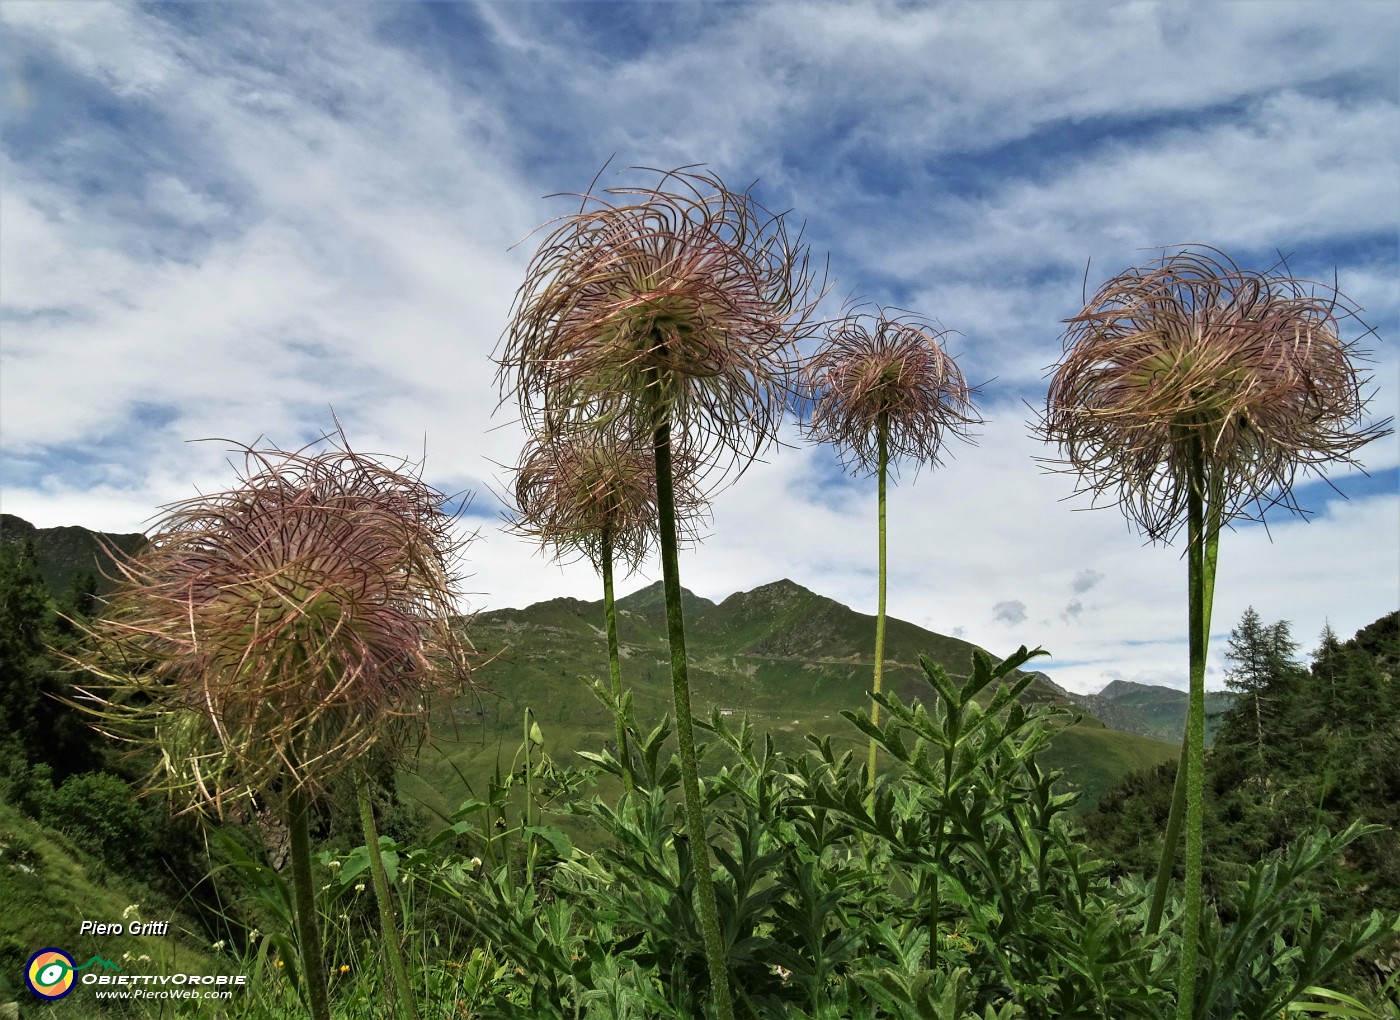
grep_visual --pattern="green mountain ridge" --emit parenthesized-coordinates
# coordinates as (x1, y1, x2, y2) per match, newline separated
(0, 513, 144, 597)
(0, 515, 1175, 812)
(433, 575, 1176, 814)
(1067, 678, 1237, 745)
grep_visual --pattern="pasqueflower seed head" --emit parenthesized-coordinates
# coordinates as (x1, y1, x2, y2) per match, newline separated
(802, 307, 981, 477)
(1038, 245, 1390, 541)
(72, 431, 475, 814)
(508, 430, 705, 575)
(498, 166, 823, 481)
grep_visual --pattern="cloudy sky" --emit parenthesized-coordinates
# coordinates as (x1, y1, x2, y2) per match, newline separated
(3, 1, 1397, 694)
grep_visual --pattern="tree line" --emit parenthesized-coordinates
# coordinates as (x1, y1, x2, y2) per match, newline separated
(1087, 606, 1400, 936)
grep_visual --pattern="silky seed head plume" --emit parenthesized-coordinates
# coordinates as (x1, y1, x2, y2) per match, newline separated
(802, 308, 981, 477)
(508, 431, 705, 575)
(71, 432, 475, 815)
(1038, 245, 1391, 541)
(498, 166, 823, 481)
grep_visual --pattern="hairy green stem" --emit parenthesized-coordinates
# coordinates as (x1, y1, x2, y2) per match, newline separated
(1146, 458, 1222, 939)
(287, 788, 332, 1020)
(867, 415, 890, 797)
(927, 824, 946, 973)
(523, 708, 534, 832)
(1174, 440, 1219, 1020)
(652, 406, 735, 1020)
(928, 678, 959, 971)
(357, 773, 419, 1020)
(601, 528, 633, 791)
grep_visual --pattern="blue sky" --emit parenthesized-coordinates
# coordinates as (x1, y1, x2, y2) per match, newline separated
(2, 1, 1397, 693)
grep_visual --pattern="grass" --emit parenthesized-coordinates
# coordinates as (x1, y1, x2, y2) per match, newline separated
(0, 800, 218, 1017)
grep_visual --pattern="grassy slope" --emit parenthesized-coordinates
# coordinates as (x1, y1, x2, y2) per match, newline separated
(0, 800, 216, 1018)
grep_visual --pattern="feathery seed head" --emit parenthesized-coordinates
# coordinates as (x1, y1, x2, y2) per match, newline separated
(802, 308, 981, 477)
(72, 432, 475, 814)
(1038, 245, 1391, 541)
(498, 166, 823, 476)
(508, 430, 705, 574)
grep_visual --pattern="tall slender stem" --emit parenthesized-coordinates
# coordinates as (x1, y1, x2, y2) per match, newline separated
(287, 788, 332, 1020)
(651, 398, 735, 1020)
(1146, 447, 1222, 940)
(601, 528, 633, 791)
(867, 414, 890, 796)
(1174, 437, 1214, 1020)
(357, 772, 419, 1020)
(523, 708, 535, 832)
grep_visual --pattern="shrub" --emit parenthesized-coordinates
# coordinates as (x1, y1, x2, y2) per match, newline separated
(41, 771, 152, 866)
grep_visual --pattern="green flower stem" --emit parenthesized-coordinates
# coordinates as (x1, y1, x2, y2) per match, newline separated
(1145, 481, 1221, 938)
(523, 708, 534, 832)
(652, 405, 736, 1020)
(601, 528, 633, 791)
(286, 788, 332, 1020)
(1146, 730, 1188, 938)
(357, 773, 419, 1020)
(867, 414, 890, 797)
(1174, 438, 1220, 1020)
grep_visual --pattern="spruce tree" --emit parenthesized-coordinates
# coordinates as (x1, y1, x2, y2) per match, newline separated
(1221, 608, 1304, 782)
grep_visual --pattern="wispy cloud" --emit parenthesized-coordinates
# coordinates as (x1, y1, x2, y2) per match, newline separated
(2, 0, 1395, 695)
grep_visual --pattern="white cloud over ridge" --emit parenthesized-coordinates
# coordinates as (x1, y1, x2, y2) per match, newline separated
(2, 0, 1396, 696)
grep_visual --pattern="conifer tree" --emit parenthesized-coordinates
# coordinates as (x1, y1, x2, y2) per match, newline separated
(1311, 622, 1349, 729)
(1223, 608, 1300, 780)
(0, 542, 49, 757)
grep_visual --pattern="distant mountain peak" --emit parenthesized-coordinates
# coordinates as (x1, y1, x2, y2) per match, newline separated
(1068, 678, 1234, 745)
(716, 578, 825, 611)
(0, 514, 38, 541)
(753, 578, 809, 594)
(615, 579, 715, 615)
(742, 577, 817, 601)
(1098, 678, 1155, 698)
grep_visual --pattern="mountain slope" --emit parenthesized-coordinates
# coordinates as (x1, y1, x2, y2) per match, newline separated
(1068, 679, 1235, 744)
(424, 577, 1175, 814)
(0, 514, 144, 596)
(1, 515, 1174, 812)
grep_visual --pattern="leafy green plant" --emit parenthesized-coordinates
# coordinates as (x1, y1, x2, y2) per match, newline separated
(1189, 823, 1400, 1019)
(417, 640, 1398, 1019)
(41, 770, 152, 864)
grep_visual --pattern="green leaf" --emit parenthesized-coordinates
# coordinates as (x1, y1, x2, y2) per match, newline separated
(380, 850, 399, 886)
(524, 825, 574, 857)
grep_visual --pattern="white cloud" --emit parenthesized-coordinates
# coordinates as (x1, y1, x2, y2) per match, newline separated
(2, 0, 1395, 703)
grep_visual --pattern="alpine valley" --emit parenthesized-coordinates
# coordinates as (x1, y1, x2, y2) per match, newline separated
(1, 513, 1184, 815)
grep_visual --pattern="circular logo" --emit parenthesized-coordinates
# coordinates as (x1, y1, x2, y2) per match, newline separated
(26, 948, 77, 1000)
